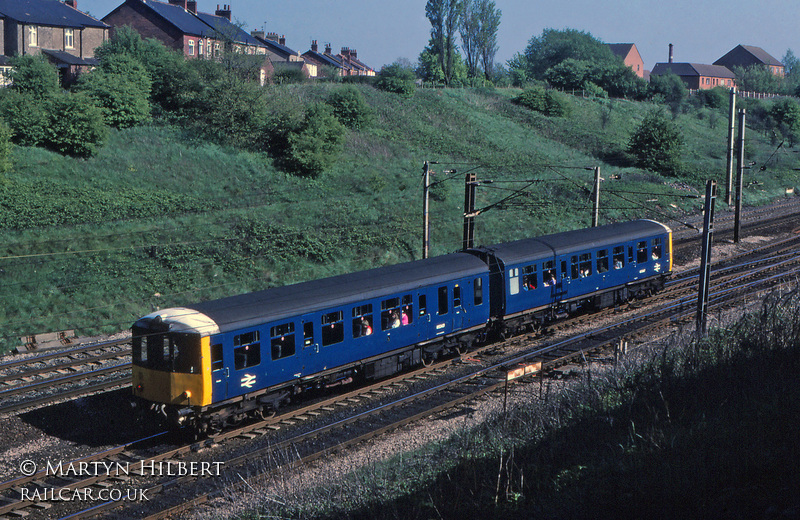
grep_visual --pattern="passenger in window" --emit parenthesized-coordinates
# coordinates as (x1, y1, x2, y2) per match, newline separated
(361, 318, 373, 336)
(391, 311, 401, 328)
(543, 271, 556, 287)
(615, 259, 623, 269)
(401, 308, 410, 325)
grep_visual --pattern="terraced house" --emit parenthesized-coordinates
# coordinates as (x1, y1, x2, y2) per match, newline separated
(0, 0, 109, 85)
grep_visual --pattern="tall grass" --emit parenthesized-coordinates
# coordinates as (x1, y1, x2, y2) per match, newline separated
(245, 290, 800, 520)
(0, 86, 798, 351)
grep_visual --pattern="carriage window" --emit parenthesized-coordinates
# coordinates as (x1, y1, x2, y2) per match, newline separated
(561, 260, 568, 280)
(352, 304, 373, 338)
(571, 256, 580, 279)
(542, 261, 556, 286)
(453, 285, 462, 308)
(613, 246, 625, 269)
(303, 322, 314, 347)
(438, 286, 448, 315)
(321, 311, 344, 346)
(509, 268, 520, 295)
(402, 295, 414, 324)
(652, 238, 662, 260)
(270, 322, 295, 360)
(628, 246, 634, 264)
(597, 250, 609, 274)
(419, 294, 427, 316)
(637, 241, 648, 263)
(522, 265, 537, 290)
(474, 278, 483, 305)
(211, 343, 223, 371)
(234, 331, 260, 370)
(579, 253, 592, 277)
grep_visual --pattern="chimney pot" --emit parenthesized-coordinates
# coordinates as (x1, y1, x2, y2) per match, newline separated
(668, 43, 674, 64)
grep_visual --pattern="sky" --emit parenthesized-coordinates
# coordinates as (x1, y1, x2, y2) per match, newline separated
(78, 0, 800, 72)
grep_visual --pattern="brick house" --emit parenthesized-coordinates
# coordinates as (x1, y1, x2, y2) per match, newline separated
(714, 44, 785, 77)
(103, 0, 267, 59)
(302, 41, 374, 78)
(607, 43, 645, 78)
(302, 41, 343, 77)
(0, 0, 109, 84)
(651, 62, 736, 90)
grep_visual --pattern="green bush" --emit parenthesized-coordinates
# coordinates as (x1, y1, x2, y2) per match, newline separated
(512, 86, 570, 117)
(326, 86, 372, 129)
(284, 103, 346, 177)
(375, 63, 416, 97)
(627, 108, 684, 176)
(0, 120, 11, 173)
(8, 55, 60, 98)
(44, 93, 108, 157)
(273, 64, 306, 84)
(0, 90, 49, 146)
(74, 53, 152, 128)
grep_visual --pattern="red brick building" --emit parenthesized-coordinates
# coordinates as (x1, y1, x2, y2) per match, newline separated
(607, 43, 645, 78)
(714, 44, 785, 78)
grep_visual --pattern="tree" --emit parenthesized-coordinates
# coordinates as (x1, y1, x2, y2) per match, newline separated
(44, 93, 107, 157)
(284, 104, 346, 177)
(476, 0, 501, 81)
(375, 62, 416, 97)
(459, 0, 481, 78)
(326, 86, 372, 129)
(425, 0, 462, 86)
(628, 109, 684, 176)
(523, 28, 615, 81)
(0, 120, 12, 174)
(74, 53, 152, 128)
(647, 72, 687, 104)
(8, 55, 60, 98)
(733, 65, 782, 94)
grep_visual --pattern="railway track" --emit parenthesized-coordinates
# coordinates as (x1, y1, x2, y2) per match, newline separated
(5, 234, 799, 520)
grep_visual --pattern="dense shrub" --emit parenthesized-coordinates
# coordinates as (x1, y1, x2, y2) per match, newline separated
(375, 63, 416, 97)
(8, 55, 60, 98)
(695, 86, 730, 110)
(284, 103, 346, 177)
(627, 108, 684, 176)
(44, 93, 107, 157)
(0, 90, 49, 146)
(0, 120, 11, 173)
(272, 64, 306, 84)
(512, 86, 571, 117)
(74, 54, 152, 128)
(326, 86, 372, 129)
(647, 73, 687, 104)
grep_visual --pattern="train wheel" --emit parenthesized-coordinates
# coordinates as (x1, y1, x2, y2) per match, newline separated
(257, 407, 276, 420)
(422, 353, 435, 366)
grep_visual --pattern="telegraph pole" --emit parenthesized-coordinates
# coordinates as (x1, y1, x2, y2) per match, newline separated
(725, 88, 737, 205)
(462, 173, 477, 250)
(591, 166, 601, 227)
(696, 180, 717, 336)
(734, 109, 746, 243)
(422, 161, 431, 259)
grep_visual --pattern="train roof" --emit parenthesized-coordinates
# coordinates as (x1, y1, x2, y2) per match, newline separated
(154, 253, 489, 334)
(472, 219, 671, 266)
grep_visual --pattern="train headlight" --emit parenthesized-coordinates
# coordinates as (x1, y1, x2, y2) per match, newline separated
(183, 390, 192, 399)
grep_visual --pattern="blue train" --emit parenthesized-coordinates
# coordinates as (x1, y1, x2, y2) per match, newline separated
(131, 219, 672, 432)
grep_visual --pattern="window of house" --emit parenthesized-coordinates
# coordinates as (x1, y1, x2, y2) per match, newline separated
(207, 40, 212, 55)
(270, 323, 295, 360)
(352, 304, 373, 338)
(64, 28, 74, 49)
(637, 241, 649, 263)
(597, 249, 609, 274)
(188, 40, 195, 55)
(29, 26, 38, 47)
(321, 311, 344, 346)
(199, 39, 204, 55)
(233, 331, 261, 370)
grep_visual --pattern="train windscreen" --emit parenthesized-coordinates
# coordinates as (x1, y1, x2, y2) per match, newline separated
(132, 327, 201, 374)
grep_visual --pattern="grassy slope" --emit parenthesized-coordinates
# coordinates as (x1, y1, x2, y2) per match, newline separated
(0, 85, 798, 351)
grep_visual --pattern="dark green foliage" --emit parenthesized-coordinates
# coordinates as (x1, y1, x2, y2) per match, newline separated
(375, 63, 417, 97)
(326, 86, 372, 129)
(512, 86, 570, 117)
(8, 55, 60, 98)
(0, 120, 11, 173)
(546, 59, 646, 100)
(733, 64, 783, 94)
(628, 109, 684, 176)
(0, 90, 49, 146)
(694, 86, 729, 110)
(273, 63, 306, 84)
(74, 53, 152, 128)
(523, 28, 616, 81)
(769, 98, 800, 145)
(545, 58, 592, 90)
(43, 93, 108, 157)
(647, 73, 687, 104)
(284, 103, 346, 177)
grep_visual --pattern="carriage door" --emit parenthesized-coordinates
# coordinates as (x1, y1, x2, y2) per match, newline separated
(210, 342, 229, 400)
(432, 286, 451, 336)
(452, 283, 465, 330)
(559, 259, 570, 299)
(300, 316, 319, 372)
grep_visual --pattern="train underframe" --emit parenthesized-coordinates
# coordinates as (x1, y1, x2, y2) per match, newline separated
(141, 274, 668, 434)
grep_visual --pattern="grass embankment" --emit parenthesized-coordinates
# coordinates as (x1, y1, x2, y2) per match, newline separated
(247, 291, 800, 520)
(1, 85, 799, 351)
